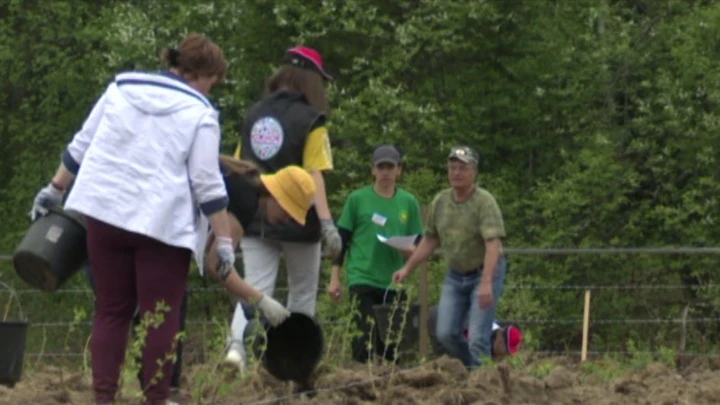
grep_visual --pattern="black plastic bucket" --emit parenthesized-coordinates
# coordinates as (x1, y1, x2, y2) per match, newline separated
(262, 312, 324, 386)
(0, 281, 29, 388)
(13, 208, 87, 292)
(0, 322, 28, 388)
(373, 302, 421, 357)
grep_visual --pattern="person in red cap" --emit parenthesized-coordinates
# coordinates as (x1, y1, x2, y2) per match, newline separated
(500, 323, 523, 358)
(427, 305, 522, 361)
(225, 45, 340, 370)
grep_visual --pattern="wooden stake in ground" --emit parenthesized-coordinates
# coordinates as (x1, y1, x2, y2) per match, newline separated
(581, 289, 591, 362)
(498, 364, 512, 396)
(419, 263, 429, 357)
(418, 205, 430, 358)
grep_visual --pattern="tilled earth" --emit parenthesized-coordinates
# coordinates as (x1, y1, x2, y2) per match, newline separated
(2, 356, 720, 404)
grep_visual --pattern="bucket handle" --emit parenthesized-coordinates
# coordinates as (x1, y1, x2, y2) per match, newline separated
(0, 280, 26, 322)
(382, 283, 408, 305)
(382, 286, 393, 305)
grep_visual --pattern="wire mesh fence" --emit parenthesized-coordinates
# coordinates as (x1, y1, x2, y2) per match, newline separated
(2, 247, 720, 364)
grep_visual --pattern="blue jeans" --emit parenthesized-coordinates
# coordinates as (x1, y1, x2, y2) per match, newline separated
(435, 256, 507, 369)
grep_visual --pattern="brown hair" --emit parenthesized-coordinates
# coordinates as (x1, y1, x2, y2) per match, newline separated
(265, 66, 330, 116)
(219, 155, 273, 198)
(161, 33, 228, 82)
(219, 154, 260, 176)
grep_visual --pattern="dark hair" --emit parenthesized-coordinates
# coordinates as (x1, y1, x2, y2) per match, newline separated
(265, 66, 330, 116)
(218, 155, 272, 197)
(161, 33, 228, 82)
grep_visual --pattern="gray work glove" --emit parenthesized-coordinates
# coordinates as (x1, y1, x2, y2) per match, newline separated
(320, 219, 342, 259)
(215, 236, 236, 281)
(30, 183, 64, 221)
(256, 295, 291, 327)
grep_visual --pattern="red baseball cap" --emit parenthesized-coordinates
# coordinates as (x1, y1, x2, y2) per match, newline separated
(281, 46, 332, 80)
(506, 325, 522, 355)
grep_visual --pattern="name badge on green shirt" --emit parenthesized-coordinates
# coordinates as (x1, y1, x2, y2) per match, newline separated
(372, 212, 387, 227)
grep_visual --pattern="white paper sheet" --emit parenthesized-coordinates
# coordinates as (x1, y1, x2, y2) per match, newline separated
(377, 234, 418, 250)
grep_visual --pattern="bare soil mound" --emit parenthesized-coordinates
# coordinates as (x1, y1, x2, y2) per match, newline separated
(2, 356, 720, 404)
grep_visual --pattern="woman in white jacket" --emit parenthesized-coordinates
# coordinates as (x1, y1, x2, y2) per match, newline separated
(29, 33, 295, 405)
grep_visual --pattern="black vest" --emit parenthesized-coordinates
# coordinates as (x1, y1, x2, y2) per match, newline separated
(239, 90, 324, 242)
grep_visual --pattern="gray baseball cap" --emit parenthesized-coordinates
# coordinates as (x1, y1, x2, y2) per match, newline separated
(372, 145, 401, 165)
(448, 146, 479, 165)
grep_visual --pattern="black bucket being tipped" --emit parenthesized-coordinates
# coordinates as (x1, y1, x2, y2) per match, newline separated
(261, 312, 324, 390)
(0, 281, 29, 388)
(13, 208, 88, 292)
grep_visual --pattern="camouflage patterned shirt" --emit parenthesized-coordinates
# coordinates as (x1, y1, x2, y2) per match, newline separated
(425, 185, 506, 273)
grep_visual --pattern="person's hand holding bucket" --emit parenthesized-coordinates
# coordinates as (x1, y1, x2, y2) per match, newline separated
(392, 266, 412, 284)
(204, 240, 290, 328)
(29, 182, 65, 221)
(255, 295, 290, 327)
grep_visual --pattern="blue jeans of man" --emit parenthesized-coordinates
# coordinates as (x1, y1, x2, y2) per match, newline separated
(435, 255, 507, 369)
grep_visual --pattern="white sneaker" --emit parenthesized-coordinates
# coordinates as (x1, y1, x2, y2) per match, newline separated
(223, 348, 246, 373)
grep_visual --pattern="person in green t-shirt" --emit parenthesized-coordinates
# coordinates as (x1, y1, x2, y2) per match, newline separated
(393, 145, 508, 369)
(329, 145, 424, 363)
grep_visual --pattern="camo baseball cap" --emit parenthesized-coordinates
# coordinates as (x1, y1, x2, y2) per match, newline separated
(448, 146, 479, 165)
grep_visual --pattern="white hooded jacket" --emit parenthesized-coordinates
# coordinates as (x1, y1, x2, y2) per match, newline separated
(63, 71, 228, 252)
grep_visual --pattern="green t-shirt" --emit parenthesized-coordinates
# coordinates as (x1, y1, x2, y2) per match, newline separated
(337, 186, 424, 289)
(425, 185, 506, 273)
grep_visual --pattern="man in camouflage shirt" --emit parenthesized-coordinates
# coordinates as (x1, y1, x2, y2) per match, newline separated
(393, 145, 507, 369)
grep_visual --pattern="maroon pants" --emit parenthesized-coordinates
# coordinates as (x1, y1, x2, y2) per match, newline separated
(86, 217, 190, 404)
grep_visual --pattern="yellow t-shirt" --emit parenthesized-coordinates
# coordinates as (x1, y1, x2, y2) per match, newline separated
(233, 125, 333, 171)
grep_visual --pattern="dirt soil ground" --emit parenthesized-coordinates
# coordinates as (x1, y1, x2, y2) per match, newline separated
(2, 355, 720, 405)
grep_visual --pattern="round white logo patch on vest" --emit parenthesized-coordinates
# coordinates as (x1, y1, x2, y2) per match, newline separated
(250, 117, 284, 160)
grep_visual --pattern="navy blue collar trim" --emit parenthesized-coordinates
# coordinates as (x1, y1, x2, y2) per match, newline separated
(160, 70, 188, 84)
(116, 74, 211, 107)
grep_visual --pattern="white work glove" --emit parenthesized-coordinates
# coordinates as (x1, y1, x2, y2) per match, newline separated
(30, 183, 64, 221)
(256, 295, 291, 327)
(215, 237, 236, 281)
(320, 219, 342, 259)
